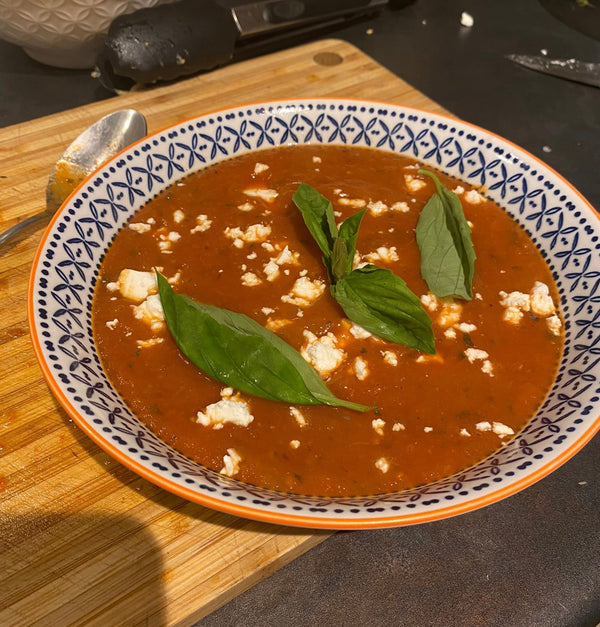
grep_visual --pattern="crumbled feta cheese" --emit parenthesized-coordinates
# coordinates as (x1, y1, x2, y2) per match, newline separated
(261, 242, 275, 253)
(455, 322, 477, 334)
(312, 156, 322, 164)
(354, 356, 369, 381)
(500, 290, 530, 311)
(128, 222, 152, 234)
(220, 448, 242, 477)
(476, 421, 492, 432)
(453, 185, 465, 194)
(301, 330, 346, 376)
(375, 457, 390, 473)
(289, 440, 300, 449)
(196, 398, 254, 429)
(372, 418, 385, 436)
(530, 281, 556, 318)
(243, 188, 278, 203)
(290, 406, 307, 427)
(158, 230, 181, 252)
(481, 360, 494, 376)
(464, 347, 489, 363)
(546, 314, 562, 336)
(404, 174, 426, 193)
(136, 337, 164, 349)
(263, 260, 280, 282)
(349, 323, 372, 339)
(382, 350, 398, 366)
(438, 301, 463, 327)
(421, 293, 439, 312)
(391, 201, 410, 213)
(111, 269, 157, 303)
(444, 328, 457, 340)
(266, 318, 292, 331)
(275, 245, 300, 266)
(190, 214, 212, 233)
(105, 318, 118, 330)
(392, 422, 405, 431)
(281, 276, 325, 307)
(241, 272, 262, 287)
(364, 246, 399, 264)
(132, 293, 165, 332)
(237, 202, 254, 212)
(225, 223, 272, 246)
(173, 209, 185, 224)
(367, 200, 389, 216)
(424, 426, 433, 433)
(338, 197, 367, 208)
(492, 422, 514, 438)
(254, 162, 270, 175)
(464, 189, 484, 204)
(261, 307, 275, 315)
(460, 428, 471, 437)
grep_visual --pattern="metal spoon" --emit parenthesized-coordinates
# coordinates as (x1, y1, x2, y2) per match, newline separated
(0, 109, 147, 248)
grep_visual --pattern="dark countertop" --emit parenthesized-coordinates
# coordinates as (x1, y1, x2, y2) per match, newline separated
(2, 1, 599, 625)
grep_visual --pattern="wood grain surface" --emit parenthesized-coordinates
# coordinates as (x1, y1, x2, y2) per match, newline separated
(0, 39, 448, 626)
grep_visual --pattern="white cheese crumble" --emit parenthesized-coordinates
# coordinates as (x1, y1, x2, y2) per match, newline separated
(499, 281, 560, 334)
(444, 328, 457, 340)
(476, 421, 515, 438)
(382, 350, 398, 366)
(338, 197, 367, 208)
(243, 188, 278, 203)
(424, 426, 433, 433)
(241, 272, 262, 287)
(105, 318, 118, 330)
(196, 398, 254, 429)
(220, 448, 242, 477)
(455, 322, 477, 334)
(460, 428, 471, 437)
(367, 200, 388, 216)
(372, 418, 385, 436)
(438, 301, 463, 328)
(464, 189, 484, 204)
(237, 202, 254, 212)
(254, 162, 270, 175)
(289, 440, 300, 449)
(128, 222, 152, 234)
(392, 422, 405, 431)
(158, 230, 181, 253)
(290, 406, 307, 427)
(225, 223, 272, 246)
(132, 293, 165, 332)
(173, 209, 185, 224)
(354, 356, 369, 381)
(391, 201, 410, 213)
(460, 11, 474, 27)
(364, 246, 399, 264)
(107, 269, 157, 303)
(281, 276, 325, 307)
(136, 337, 164, 349)
(375, 457, 390, 473)
(301, 330, 346, 376)
(349, 322, 372, 339)
(404, 174, 426, 193)
(421, 293, 439, 312)
(190, 214, 213, 233)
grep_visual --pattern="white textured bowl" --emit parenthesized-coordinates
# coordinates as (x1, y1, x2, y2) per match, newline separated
(0, 0, 175, 68)
(29, 99, 600, 528)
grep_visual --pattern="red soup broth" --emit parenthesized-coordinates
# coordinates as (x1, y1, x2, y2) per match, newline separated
(92, 145, 563, 497)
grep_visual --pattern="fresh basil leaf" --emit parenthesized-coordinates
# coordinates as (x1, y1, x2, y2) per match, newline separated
(338, 208, 366, 276)
(292, 183, 338, 263)
(416, 170, 476, 300)
(333, 265, 435, 354)
(156, 272, 369, 412)
(331, 237, 349, 284)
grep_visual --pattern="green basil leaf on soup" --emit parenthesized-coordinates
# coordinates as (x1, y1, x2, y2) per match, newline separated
(333, 265, 436, 354)
(156, 272, 369, 412)
(416, 170, 476, 300)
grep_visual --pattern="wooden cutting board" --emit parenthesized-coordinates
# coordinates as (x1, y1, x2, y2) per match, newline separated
(0, 39, 448, 626)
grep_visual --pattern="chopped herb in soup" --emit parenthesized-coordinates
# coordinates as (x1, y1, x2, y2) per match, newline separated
(93, 145, 563, 497)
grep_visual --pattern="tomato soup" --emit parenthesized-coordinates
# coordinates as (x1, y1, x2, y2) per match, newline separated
(93, 145, 563, 497)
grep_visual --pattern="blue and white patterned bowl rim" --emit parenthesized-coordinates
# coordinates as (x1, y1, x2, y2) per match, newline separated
(30, 98, 600, 529)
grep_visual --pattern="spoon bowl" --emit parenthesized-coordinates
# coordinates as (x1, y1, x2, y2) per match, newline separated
(0, 109, 147, 248)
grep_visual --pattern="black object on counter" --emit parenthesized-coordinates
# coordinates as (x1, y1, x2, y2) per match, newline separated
(95, 0, 388, 91)
(95, 0, 239, 91)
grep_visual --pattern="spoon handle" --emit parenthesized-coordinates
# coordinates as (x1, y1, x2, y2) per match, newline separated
(0, 211, 50, 249)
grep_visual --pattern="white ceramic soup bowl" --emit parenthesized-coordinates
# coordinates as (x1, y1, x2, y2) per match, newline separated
(29, 98, 600, 529)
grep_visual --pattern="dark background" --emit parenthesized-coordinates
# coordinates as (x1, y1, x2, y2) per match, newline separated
(1, 1, 599, 625)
